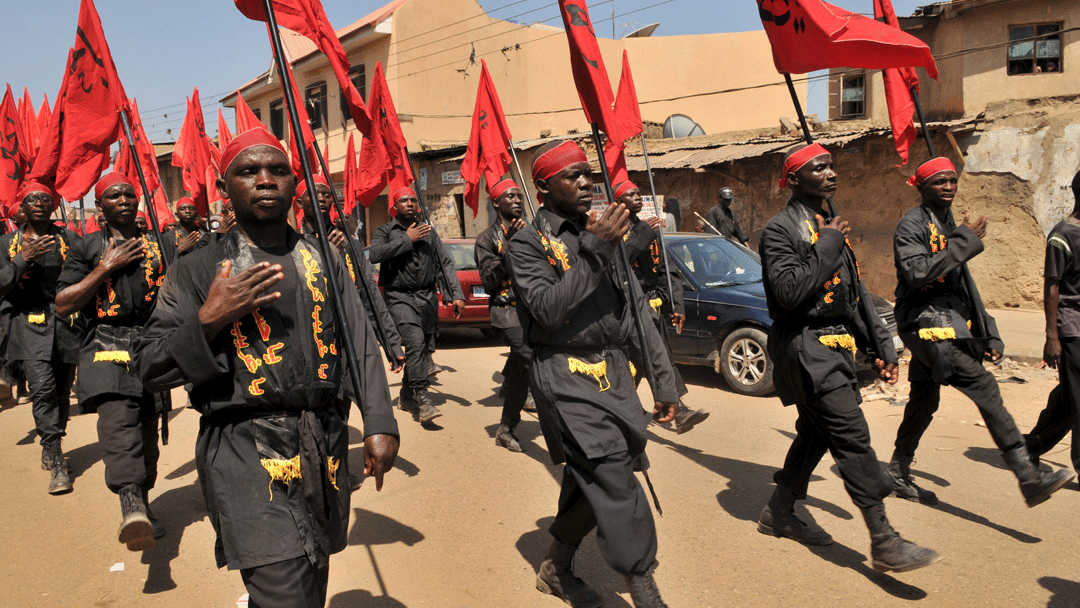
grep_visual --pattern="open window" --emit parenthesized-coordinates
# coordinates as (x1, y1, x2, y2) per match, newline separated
(1008, 23, 1062, 75)
(305, 81, 328, 130)
(840, 72, 866, 118)
(339, 65, 366, 124)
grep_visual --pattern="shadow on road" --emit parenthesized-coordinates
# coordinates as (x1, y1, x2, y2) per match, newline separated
(963, 446, 1008, 470)
(516, 518, 632, 608)
(484, 420, 560, 484)
(65, 435, 104, 482)
(337, 508, 421, 607)
(1040, 576, 1080, 608)
(141, 481, 209, 594)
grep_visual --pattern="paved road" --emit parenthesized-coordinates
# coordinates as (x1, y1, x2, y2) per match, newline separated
(1, 328, 1078, 607)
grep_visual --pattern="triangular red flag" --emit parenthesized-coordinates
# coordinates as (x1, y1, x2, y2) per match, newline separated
(217, 108, 234, 152)
(171, 89, 219, 216)
(19, 88, 41, 161)
(759, 0, 938, 78)
(30, 0, 129, 201)
(234, 91, 262, 133)
(280, 55, 318, 178)
(126, 99, 174, 228)
(875, 0, 922, 165)
(460, 60, 514, 218)
(557, 0, 617, 136)
(233, 0, 372, 137)
(609, 50, 643, 148)
(343, 131, 358, 216)
(0, 86, 30, 218)
(604, 140, 629, 192)
(355, 62, 413, 211)
(37, 94, 51, 136)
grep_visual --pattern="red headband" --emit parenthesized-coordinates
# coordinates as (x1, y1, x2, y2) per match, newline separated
(17, 181, 60, 211)
(614, 181, 638, 200)
(137, 211, 149, 221)
(488, 179, 518, 201)
(908, 157, 956, 186)
(778, 143, 830, 188)
(297, 174, 330, 200)
(94, 172, 135, 200)
(175, 196, 195, 210)
(392, 187, 416, 202)
(220, 127, 288, 175)
(532, 141, 588, 181)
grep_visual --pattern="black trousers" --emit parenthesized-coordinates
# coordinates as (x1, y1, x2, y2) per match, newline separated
(397, 322, 436, 394)
(895, 340, 1023, 461)
(95, 393, 160, 494)
(549, 436, 657, 577)
(241, 556, 329, 608)
(499, 325, 531, 428)
(773, 384, 891, 510)
(1027, 336, 1080, 470)
(22, 360, 76, 447)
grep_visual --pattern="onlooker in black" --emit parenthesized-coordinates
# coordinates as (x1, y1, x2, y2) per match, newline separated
(705, 187, 748, 246)
(615, 180, 709, 434)
(1027, 170, 1080, 472)
(135, 128, 399, 607)
(369, 188, 464, 425)
(757, 143, 939, 573)
(889, 157, 1074, 508)
(506, 141, 679, 608)
(56, 173, 177, 551)
(474, 178, 530, 452)
(0, 182, 82, 494)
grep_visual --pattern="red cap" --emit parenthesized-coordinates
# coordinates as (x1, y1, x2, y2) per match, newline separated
(94, 173, 135, 201)
(487, 179, 518, 202)
(297, 174, 330, 200)
(532, 141, 588, 181)
(175, 196, 195, 209)
(219, 127, 288, 175)
(614, 181, 638, 200)
(778, 143, 830, 189)
(17, 180, 60, 211)
(392, 186, 416, 202)
(908, 157, 957, 186)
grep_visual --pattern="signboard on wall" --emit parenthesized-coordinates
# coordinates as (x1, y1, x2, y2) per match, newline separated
(588, 183, 663, 221)
(442, 170, 464, 185)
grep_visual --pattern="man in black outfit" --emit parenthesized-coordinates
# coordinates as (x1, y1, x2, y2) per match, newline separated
(134, 128, 399, 608)
(615, 180, 709, 434)
(757, 143, 939, 573)
(0, 182, 82, 494)
(705, 186, 748, 246)
(56, 173, 177, 551)
(506, 140, 678, 608)
(369, 188, 464, 424)
(474, 178, 530, 452)
(888, 157, 1074, 507)
(1026, 170, 1080, 472)
(172, 196, 206, 256)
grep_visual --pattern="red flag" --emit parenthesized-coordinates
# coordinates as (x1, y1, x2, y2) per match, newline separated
(342, 131, 358, 216)
(875, 0, 922, 165)
(19, 88, 41, 161)
(217, 108, 234, 152)
(30, 0, 129, 200)
(558, 0, 617, 136)
(0, 86, 30, 218)
(233, 0, 372, 137)
(37, 94, 51, 135)
(126, 99, 174, 228)
(759, 0, 938, 78)
(356, 62, 412, 211)
(609, 50, 643, 147)
(172, 89, 218, 216)
(604, 140, 629, 190)
(234, 91, 262, 133)
(280, 56, 318, 178)
(460, 60, 513, 218)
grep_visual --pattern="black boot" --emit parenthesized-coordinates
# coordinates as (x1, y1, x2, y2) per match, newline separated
(884, 452, 938, 505)
(535, 539, 603, 608)
(1002, 445, 1075, 507)
(398, 387, 418, 413)
(757, 485, 833, 545)
(45, 444, 72, 495)
(417, 390, 442, 423)
(625, 565, 668, 608)
(495, 424, 524, 452)
(674, 403, 709, 435)
(118, 483, 155, 551)
(861, 504, 941, 573)
(143, 488, 166, 539)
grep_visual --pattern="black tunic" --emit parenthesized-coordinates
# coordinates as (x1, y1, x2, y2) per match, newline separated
(623, 218, 684, 317)
(368, 219, 464, 330)
(706, 204, 747, 243)
(474, 221, 519, 329)
(134, 228, 398, 570)
(0, 225, 83, 363)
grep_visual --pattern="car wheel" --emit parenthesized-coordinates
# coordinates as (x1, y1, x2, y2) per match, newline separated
(718, 327, 774, 397)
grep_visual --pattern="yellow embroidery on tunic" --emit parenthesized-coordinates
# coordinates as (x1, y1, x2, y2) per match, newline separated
(628, 361, 637, 378)
(804, 220, 819, 245)
(327, 457, 340, 491)
(818, 334, 857, 356)
(300, 249, 325, 302)
(568, 357, 611, 391)
(919, 328, 956, 342)
(94, 351, 131, 366)
(27, 313, 46, 325)
(649, 298, 663, 312)
(8, 235, 21, 258)
(248, 378, 266, 395)
(261, 455, 302, 500)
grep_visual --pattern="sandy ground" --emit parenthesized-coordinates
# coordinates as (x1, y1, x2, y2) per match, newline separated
(1, 329, 1079, 608)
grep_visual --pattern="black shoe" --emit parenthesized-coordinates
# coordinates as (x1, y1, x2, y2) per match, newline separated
(536, 540, 603, 608)
(757, 504, 833, 546)
(862, 504, 941, 573)
(428, 364, 446, 377)
(625, 566, 669, 608)
(398, 389, 418, 414)
(47, 446, 72, 495)
(118, 484, 155, 551)
(1003, 445, 1076, 507)
(674, 404, 709, 435)
(495, 424, 524, 452)
(417, 391, 442, 423)
(523, 392, 536, 412)
(884, 464, 938, 505)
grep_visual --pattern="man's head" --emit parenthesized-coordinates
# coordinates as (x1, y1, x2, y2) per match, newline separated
(135, 212, 148, 231)
(95, 173, 138, 227)
(488, 179, 523, 222)
(298, 174, 333, 220)
(175, 197, 198, 225)
(532, 141, 592, 218)
(780, 143, 835, 203)
(614, 181, 642, 215)
(718, 187, 734, 208)
(910, 157, 959, 210)
(216, 128, 294, 228)
(392, 187, 420, 223)
(17, 181, 59, 226)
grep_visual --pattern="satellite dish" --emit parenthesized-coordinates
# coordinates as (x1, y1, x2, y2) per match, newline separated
(623, 23, 659, 38)
(663, 114, 706, 139)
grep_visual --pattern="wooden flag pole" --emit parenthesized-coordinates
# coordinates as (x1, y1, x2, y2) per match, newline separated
(262, 0, 369, 405)
(639, 133, 678, 336)
(507, 142, 536, 218)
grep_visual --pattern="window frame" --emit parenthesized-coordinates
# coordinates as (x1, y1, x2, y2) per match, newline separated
(1007, 22, 1063, 76)
(269, 100, 285, 140)
(339, 65, 367, 125)
(305, 81, 328, 130)
(839, 72, 866, 119)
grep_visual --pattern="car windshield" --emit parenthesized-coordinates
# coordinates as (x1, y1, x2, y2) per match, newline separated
(669, 237, 763, 287)
(443, 242, 478, 271)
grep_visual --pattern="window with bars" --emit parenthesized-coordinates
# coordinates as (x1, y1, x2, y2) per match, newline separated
(305, 81, 328, 130)
(339, 65, 366, 124)
(1008, 23, 1062, 75)
(840, 73, 865, 118)
(269, 101, 284, 140)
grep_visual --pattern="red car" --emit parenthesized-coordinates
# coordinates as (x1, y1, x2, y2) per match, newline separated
(437, 238, 493, 335)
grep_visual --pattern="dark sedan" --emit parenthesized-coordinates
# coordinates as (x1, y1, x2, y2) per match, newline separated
(661, 234, 902, 397)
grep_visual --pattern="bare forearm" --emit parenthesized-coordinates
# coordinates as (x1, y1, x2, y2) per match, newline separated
(1045, 281, 1060, 339)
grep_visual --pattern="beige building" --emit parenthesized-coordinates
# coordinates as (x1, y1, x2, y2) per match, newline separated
(219, 0, 803, 240)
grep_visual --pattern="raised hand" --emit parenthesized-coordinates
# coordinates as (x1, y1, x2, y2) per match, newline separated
(406, 222, 431, 243)
(198, 260, 284, 339)
(962, 213, 988, 239)
(815, 214, 851, 238)
(586, 202, 631, 244)
(101, 238, 146, 272)
(21, 235, 57, 263)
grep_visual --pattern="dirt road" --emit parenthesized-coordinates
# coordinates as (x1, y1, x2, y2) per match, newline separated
(1, 329, 1078, 607)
